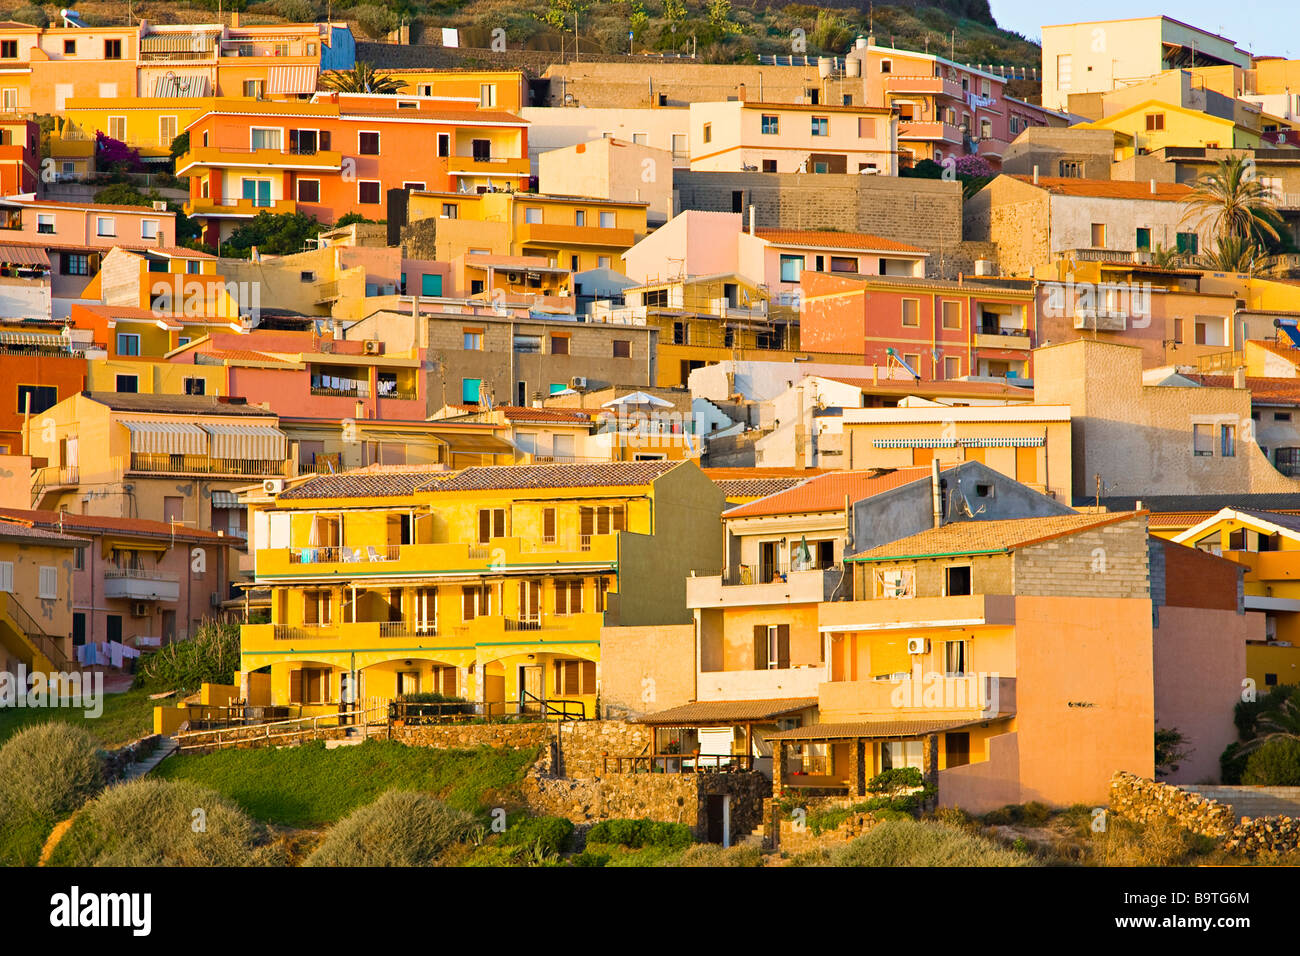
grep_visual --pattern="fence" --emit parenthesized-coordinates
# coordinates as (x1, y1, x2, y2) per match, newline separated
(601, 751, 755, 774)
(173, 697, 390, 753)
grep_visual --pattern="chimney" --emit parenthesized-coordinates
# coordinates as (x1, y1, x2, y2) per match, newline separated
(1234, 366, 1247, 389)
(1032, 165, 1039, 185)
(931, 458, 943, 529)
(748, 205, 755, 235)
(231, 11, 240, 27)
(1150, 178, 1157, 194)
(737, 83, 747, 102)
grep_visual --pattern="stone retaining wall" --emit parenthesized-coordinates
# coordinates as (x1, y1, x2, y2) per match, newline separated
(100, 734, 161, 782)
(1110, 771, 1300, 855)
(777, 809, 878, 855)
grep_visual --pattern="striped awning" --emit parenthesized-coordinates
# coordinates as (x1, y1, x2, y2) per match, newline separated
(121, 420, 208, 455)
(267, 65, 319, 94)
(201, 423, 287, 461)
(962, 437, 1045, 448)
(141, 33, 216, 54)
(873, 438, 958, 449)
(0, 243, 50, 266)
(152, 73, 211, 97)
(211, 490, 242, 509)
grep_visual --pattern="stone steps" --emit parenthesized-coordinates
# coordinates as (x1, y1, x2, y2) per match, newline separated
(120, 736, 177, 782)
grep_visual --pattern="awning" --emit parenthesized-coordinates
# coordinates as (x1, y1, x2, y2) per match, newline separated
(211, 490, 242, 509)
(437, 433, 515, 455)
(152, 73, 211, 97)
(141, 33, 216, 54)
(636, 697, 818, 725)
(267, 65, 319, 95)
(0, 243, 50, 266)
(977, 349, 1029, 362)
(201, 423, 287, 461)
(121, 420, 207, 455)
(764, 716, 1006, 741)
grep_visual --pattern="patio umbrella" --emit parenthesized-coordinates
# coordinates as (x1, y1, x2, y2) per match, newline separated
(793, 534, 812, 571)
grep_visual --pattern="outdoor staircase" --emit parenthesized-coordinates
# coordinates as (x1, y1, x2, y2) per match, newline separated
(1179, 786, 1300, 821)
(120, 736, 178, 782)
(740, 797, 775, 849)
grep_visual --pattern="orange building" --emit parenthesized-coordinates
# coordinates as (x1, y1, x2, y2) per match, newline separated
(178, 94, 529, 244)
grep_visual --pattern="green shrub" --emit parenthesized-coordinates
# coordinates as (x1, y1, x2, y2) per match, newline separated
(1221, 741, 1249, 785)
(351, 3, 399, 38)
(980, 802, 1053, 827)
(499, 814, 574, 855)
(1234, 684, 1298, 740)
(680, 843, 763, 867)
(48, 779, 280, 867)
(586, 818, 692, 849)
(307, 791, 481, 866)
(0, 722, 103, 820)
(867, 767, 925, 793)
(12, 4, 48, 27)
(570, 849, 611, 867)
(1242, 738, 1300, 786)
(133, 621, 240, 692)
(826, 819, 1034, 867)
(273, 0, 322, 19)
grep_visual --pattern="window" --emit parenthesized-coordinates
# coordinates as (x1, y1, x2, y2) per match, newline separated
(944, 356, 961, 380)
(358, 181, 380, 204)
(524, 206, 543, 224)
(554, 580, 583, 615)
(479, 84, 497, 107)
(159, 115, 177, 147)
(38, 566, 57, 599)
(1193, 423, 1213, 457)
(1136, 227, 1151, 251)
(613, 340, 631, 358)
(945, 732, 971, 768)
(358, 131, 380, 154)
(441, 202, 458, 219)
(1057, 54, 1072, 90)
(1276, 412, 1293, 422)
(1173, 318, 1183, 344)
(250, 127, 281, 151)
(96, 216, 116, 237)
(297, 179, 320, 203)
(874, 567, 916, 599)
(462, 378, 482, 403)
(551, 334, 570, 355)
(943, 640, 968, 676)
(599, 211, 616, 228)
(16, 385, 56, 414)
(115, 374, 138, 393)
(811, 116, 829, 136)
(1176, 232, 1199, 255)
(184, 377, 206, 396)
(437, 133, 450, 157)
(421, 273, 442, 297)
(829, 256, 856, 273)
(243, 79, 264, 98)
(35, 214, 54, 235)
(104, 39, 122, 59)
(542, 508, 557, 543)
(702, 122, 712, 144)
(0, 561, 10, 592)
(290, 667, 331, 705)
(644, 288, 669, 308)
(882, 740, 924, 771)
(945, 566, 972, 596)
(761, 114, 779, 135)
(980, 117, 992, 139)
(1090, 222, 1105, 248)
(1145, 113, 1165, 131)
(116, 333, 140, 356)
(1221, 425, 1236, 458)
(573, 210, 586, 227)
(752, 624, 791, 670)
(463, 330, 483, 350)
(63, 39, 75, 54)
(478, 508, 506, 543)
(141, 219, 159, 239)
(0, 89, 15, 111)
(513, 334, 542, 353)
(779, 255, 803, 283)
(761, 159, 777, 173)
(941, 301, 961, 330)
(554, 659, 596, 696)
(901, 298, 920, 327)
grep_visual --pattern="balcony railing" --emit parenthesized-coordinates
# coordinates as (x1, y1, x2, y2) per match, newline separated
(288, 544, 401, 564)
(602, 751, 755, 773)
(104, 568, 179, 583)
(310, 383, 370, 398)
(128, 453, 286, 477)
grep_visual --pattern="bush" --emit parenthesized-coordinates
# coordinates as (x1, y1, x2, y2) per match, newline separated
(586, 818, 692, 849)
(12, 4, 48, 27)
(826, 819, 1034, 867)
(1242, 737, 1300, 786)
(679, 843, 763, 867)
(499, 814, 574, 856)
(867, 767, 925, 794)
(48, 779, 280, 866)
(1090, 815, 1216, 867)
(351, 4, 399, 39)
(570, 849, 611, 867)
(133, 621, 241, 692)
(273, 0, 322, 19)
(1221, 741, 1249, 785)
(0, 723, 103, 821)
(981, 802, 1052, 827)
(307, 791, 482, 866)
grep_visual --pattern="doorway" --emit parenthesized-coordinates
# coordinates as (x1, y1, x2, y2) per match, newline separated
(519, 664, 543, 711)
(705, 794, 730, 846)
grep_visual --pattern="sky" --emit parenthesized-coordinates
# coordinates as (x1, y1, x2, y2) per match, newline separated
(989, 1, 1292, 59)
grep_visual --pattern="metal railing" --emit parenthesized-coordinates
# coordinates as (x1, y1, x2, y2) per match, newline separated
(128, 453, 284, 477)
(174, 698, 390, 753)
(310, 383, 370, 398)
(601, 751, 755, 773)
(104, 568, 179, 582)
(1, 594, 72, 670)
(287, 544, 400, 564)
(389, 695, 587, 725)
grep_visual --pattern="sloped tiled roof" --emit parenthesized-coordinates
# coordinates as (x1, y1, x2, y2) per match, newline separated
(84, 392, 276, 417)
(1180, 374, 1300, 406)
(851, 512, 1142, 562)
(427, 461, 681, 493)
(765, 717, 1005, 741)
(0, 520, 88, 547)
(636, 698, 817, 724)
(754, 229, 928, 255)
(820, 376, 1034, 399)
(1252, 339, 1300, 364)
(279, 469, 446, 500)
(1010, 175, 1193, 201)
(725, 468, 940, 520)
(447, 404, 594, 424)
(0, 508, 230, 543)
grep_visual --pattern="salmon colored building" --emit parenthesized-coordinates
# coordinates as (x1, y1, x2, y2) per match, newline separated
(0, 117, 37, 193)
(178, 94, 529, 243)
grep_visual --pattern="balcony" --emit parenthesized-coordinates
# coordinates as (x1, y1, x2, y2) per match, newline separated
(696, 664, 827, 702)
(517, 222, 636, 250)
(1072, 308, 1128, 332)
(974, 329, 1032, 350)
(187, 196, 300, 218)
(885, 74, 966, 99)
(898, 121, 963, 144)
(244, 611, 605, 653)
(444, 155, 530, 177)
(103, 568, 180, 602)
(975, 137, 1009, 158)
(687, 567, 843, 609)
(128, 453, 288, 478)
(816, 594, 1016, 632)
(176, 145, 343, 176)
(310, 382, 369, 399)
(818, 674, 1017, 722)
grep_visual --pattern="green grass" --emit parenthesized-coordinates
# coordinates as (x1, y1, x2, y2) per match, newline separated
(0, 689, 155, 749)
(0, 812, 55, 867)
(155, 740, 538, 827)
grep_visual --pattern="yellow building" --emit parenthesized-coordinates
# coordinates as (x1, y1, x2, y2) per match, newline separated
(239, 460, 723, 718)
(1173, 507, 1300, 690)
(1075, 98, 1261, 158)
(0, 521, 84, 675)
(408, 190, 649, 275)
(50, 97, 214, 169)
(85, 357, 226, 397)
(383, 69, 528, 112)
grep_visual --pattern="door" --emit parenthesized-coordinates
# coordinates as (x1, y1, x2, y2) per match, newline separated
(519, 580, 540, 625)
(106, 615, 122, 644)
(72, 612, 85, 647)
(760, 540, 779, 583)
(706, 794, 730, 845)
(519, 665, 543, 711)
(243, 179, 271, 207)
(396, 670, 420, 697)
(161, 610, 176, 643)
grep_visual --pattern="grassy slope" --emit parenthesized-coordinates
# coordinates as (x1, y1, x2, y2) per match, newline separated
(0, 689, 155, 750)
(155, 739, 538, 827)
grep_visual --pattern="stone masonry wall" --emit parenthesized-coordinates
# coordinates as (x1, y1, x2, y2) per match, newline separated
(1014, 516, 1151, 600)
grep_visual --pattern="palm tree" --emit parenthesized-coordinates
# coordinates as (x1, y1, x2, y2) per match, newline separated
(1148, 243, 1182, 269)
(1182, 154, 1285, 250)
(319, 62, 402, 95)
(1238, 696, 1300, 755)
(1204, 234, 1260, 273)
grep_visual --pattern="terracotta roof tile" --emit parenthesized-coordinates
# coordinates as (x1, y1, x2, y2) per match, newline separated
(0, 520, 88, 546)
(850, 512, 1143, 562)
(637, 698, 817, 724)
(821, 376, 1034, 398)
(448, 404, 594, 424)
(1009, 175, 1193, 201)
(753, 229, 928, 254)
(279, 469, 446, 500)
(426, 460, 681, 493)
(1181, 374, 1300, 406)
(0, 508, 230, 543)
(725, 467, 940, 519)
(765, 717, 1005, 741)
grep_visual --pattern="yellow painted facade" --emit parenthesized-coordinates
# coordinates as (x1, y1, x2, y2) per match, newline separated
(384, 70, 528, 111)
(1076, 99, 1261, 158)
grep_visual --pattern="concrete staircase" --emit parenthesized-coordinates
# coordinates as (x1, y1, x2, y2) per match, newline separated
(739, 797, 774, 849)
(120, 736, 177, 782)
(1179, 786, 1300, 821)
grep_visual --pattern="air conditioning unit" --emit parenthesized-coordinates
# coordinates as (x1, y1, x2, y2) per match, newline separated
(263, 478, 285, 494)
(131, 602, 150, 618)
(507, 272, 522, 283)
(907, 637, 929, 655)
(570, 375, 588, 390)
(152, 200, 168, 212)
(363, 340, 382, 354)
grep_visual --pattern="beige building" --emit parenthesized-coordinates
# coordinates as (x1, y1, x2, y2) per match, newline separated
(1002, 127, 1118, 180)
(1041, 16, 1249, 112)
(688, 101, 898, 176)
(540, 62, 834, 110)
(521, 106, 691, 173)
(538, 137, 673, 227)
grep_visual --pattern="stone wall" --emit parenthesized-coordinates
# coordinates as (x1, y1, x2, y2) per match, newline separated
(554, 720, 653, 777)
(100, 734, 161, 782)
(776, 807, 878, 855)
(1110, 771, 1300, 855)
(392, 722, 555, 767)
(174, 723, 354, 754)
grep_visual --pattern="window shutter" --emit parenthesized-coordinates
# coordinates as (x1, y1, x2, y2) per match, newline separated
(554, 581, 568, 615)
(753, 625, 768, 669)
(493, 509, 505, 538)
(580, 507, 594, 536)
(478, 509, 491, 543)
(289, 669, 303, 704)
(613, 506, 625, 532)
(553, 662, 562, 695)
(462, 587, 475, 620)
(581, 660, 596, 695)
(570, 580, 582, 614)
(543, 508, 556, 540)
(597, 508, 610, 535)
(776, 625, 791, 669)
(0, 561, 12, 592)
(319, 130, 330, 150)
